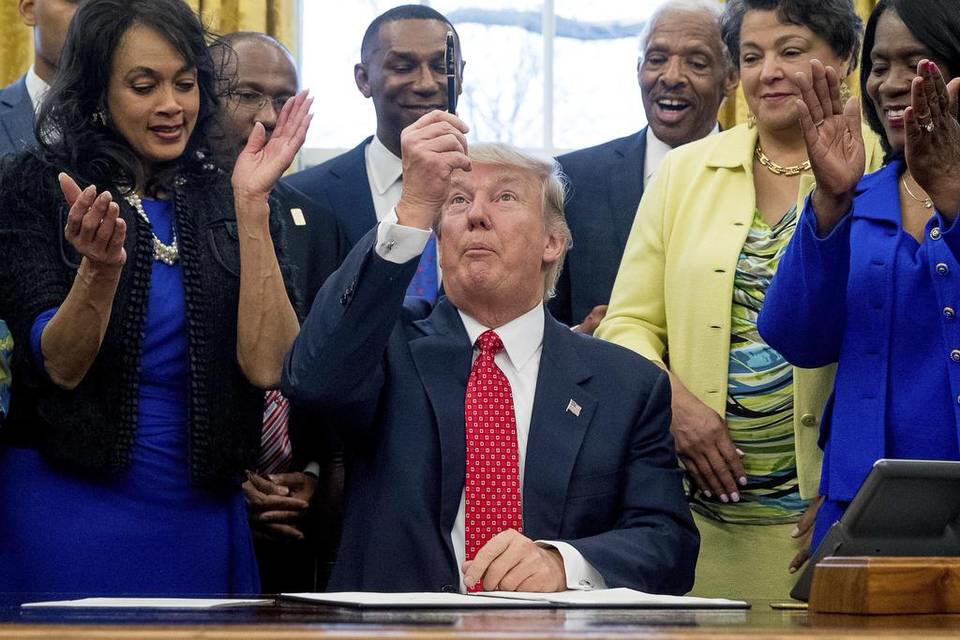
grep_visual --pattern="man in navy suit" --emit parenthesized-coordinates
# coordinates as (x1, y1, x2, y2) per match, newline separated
(0, 0, 81, 158)
(551, 0, 737, 331)
(284, 5, 462, 303)
(282, 110, 697, 594)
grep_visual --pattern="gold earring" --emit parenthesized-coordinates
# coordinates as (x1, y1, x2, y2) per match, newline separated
(746, 111, 757, 128)
(839, 82, 852, 104)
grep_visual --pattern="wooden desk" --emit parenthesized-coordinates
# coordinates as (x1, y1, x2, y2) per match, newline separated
(4, 596, 960, 639)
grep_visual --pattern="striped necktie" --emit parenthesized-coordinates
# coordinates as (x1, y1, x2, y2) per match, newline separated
(258, 389, 293, 475)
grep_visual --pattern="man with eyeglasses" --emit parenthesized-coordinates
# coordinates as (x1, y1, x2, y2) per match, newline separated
(212, 31, 347, 594)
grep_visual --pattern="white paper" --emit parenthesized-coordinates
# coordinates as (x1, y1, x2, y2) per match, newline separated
(21, 597, 273, 609)
(282, 592, 533, 608)
(474, 588, 749, 609)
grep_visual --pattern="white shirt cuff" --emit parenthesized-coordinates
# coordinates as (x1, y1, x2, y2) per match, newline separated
(375, 207, 432, 264)
(536, 540, 607, 590)
(303, 461, 320, 477)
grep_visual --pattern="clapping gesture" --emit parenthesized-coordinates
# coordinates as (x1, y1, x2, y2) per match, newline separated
(794, 60, 865, 233)
(59, 173, 127, 269)
(232, 89, 313, 201)
(905, 60, 960, 217)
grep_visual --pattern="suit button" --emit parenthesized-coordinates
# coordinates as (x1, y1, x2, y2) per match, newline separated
(937, 263, 950, 276)
(951, 350, 960, 362)
(441, 584, 456, 593)
(800, 413, 817, 427)
(946, 307, 956, 320)
(931, 227, 942, 241)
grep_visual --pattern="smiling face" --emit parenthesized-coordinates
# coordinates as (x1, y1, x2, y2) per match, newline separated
(738, 9, 848, 133)
(106, 23, 199, 174)
(865, 10, 953, 153)
(438, 163, 564, 315)
(355, 18, 462, 156)
(639, 8, 736, 148)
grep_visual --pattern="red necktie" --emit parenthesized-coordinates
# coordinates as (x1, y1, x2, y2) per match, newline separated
(258, 389, 293, 475)
(464, 330, 523, 591)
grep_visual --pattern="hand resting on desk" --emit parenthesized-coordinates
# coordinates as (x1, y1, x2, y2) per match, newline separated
(462, 529, 566, 592)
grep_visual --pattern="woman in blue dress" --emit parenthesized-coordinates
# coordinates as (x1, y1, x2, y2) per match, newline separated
(758, 0, 960, 549)
(0, 0, 309, 595)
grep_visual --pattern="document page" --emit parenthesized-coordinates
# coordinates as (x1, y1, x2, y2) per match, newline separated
(282, 592, 535, 608)
(21, 598, 274, 609)
(475, 588, 750, 609)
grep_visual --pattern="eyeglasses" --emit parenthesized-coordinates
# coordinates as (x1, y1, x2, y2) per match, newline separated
(227, 88, 293, 113)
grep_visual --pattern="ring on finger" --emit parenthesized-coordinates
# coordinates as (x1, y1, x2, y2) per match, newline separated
(923, 120, 935, 133)
(814, 119, 825, 128)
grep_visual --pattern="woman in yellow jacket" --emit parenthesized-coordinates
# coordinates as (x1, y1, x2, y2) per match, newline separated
(596, 0, 883, 600)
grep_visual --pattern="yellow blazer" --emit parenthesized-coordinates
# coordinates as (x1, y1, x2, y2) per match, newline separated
(595, 123, 884, 499)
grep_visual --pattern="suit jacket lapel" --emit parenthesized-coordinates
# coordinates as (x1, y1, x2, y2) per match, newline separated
(410, 299, 473, 533)
(0, 79, 35, 152)
(607, 128, 647, 251)
(523, 314, 597, 539)
(328, 137, 378, 245)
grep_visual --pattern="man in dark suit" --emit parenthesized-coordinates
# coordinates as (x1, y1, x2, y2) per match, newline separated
(213, 32, 347, 593)
(282, 110, 697, 594)
(283, 5, 462, 302)
(551, 0, 737, 332)
(0, 0, 81, 157)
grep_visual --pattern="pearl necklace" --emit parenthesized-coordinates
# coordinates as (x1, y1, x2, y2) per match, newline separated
(124, 191, 179, 265)
(755, 143, 811, 177)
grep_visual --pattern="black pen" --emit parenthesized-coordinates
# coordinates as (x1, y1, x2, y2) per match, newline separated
(445, 31, 457, 114)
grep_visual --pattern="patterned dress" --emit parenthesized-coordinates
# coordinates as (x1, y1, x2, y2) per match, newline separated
(0, 320, 10, 418)
(689, 206, 808, 600)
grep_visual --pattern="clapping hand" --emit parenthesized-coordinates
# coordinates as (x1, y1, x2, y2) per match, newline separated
(232, 90, 313, 201)
(905, 60, 960, 217)
(59, 173, 127, 269)
(794, 60, 865, 233)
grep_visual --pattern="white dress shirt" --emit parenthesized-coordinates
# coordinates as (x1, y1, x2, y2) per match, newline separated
(24, 66, 50, 113)
(643, 124, 719, 188)
(375, 212, 607, 593)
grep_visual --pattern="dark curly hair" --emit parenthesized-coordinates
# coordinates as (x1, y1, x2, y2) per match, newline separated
(721, 0, 863, 73)
(861, 0, 960, 155)
(34, 0, 224, 195)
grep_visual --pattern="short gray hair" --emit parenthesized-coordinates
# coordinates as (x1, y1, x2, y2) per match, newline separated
(435, 142, 572, 300)
(638, 0, 731, 69)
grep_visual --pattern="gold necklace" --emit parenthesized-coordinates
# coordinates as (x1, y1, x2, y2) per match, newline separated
(755, 143, 811, 177)
(901, 175, 933, 209)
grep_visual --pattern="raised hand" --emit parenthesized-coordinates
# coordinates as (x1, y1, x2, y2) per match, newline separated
(905, 60, 960, 218)
(232, 89, 313, 201)
(794, 60, 865, 232)
(59, 173, 127, 269)
(395, 110, 471, 231)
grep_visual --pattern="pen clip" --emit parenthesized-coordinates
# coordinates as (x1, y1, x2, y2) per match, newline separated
(445, 31, 457, 114)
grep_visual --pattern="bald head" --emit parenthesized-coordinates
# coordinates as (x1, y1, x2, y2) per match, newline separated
(214, 32, 299, 156)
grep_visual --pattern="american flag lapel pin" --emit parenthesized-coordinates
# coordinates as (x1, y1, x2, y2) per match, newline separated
(566, 399, 582, 417)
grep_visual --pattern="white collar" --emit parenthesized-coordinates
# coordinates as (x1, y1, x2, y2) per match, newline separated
(367, 134, 403, 196)
(25, 66, 50, 112)
(458, 303, 545, 372)
(644, 124, 719, 180)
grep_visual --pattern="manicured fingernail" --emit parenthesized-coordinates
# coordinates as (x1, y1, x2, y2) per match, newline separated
(739, 476, 748, 486)
(703, 490, 712, 497)
(789, 566, 798, 574)
(791, 526, 800, 537)
(731, 492, 740, 503)
(720, 494, 729, 503)
(736, 448, 745, 456)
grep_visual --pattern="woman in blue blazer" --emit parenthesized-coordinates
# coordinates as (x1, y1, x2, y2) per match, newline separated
(758, 0, 960, 548)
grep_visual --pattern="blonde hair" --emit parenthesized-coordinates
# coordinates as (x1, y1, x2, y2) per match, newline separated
(435, 142, 572, 299)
